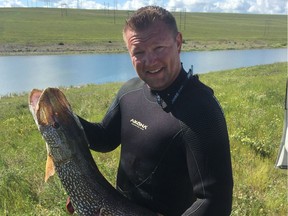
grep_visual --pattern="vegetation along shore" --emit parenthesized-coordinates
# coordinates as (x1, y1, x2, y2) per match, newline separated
(0, 8, 287, 56)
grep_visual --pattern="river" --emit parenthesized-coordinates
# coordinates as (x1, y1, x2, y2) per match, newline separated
(0, 48, 286, 96)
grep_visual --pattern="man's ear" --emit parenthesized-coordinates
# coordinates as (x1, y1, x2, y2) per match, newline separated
(176, 32, 183, 53)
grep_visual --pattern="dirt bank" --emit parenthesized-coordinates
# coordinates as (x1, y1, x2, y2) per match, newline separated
(0, 40, 284, 56)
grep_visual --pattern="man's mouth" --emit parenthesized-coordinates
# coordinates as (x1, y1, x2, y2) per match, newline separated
(147, 68, 163, 74)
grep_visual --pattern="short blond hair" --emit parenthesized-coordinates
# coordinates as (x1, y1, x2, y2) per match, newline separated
(123, 6, 179, 40)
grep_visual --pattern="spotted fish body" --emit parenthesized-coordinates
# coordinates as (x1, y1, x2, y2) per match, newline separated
(29, 88, 157, 216)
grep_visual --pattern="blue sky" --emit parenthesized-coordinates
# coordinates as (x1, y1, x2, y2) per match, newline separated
(0, 0, 287, 14)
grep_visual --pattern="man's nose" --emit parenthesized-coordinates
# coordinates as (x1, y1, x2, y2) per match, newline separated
(143, 52, 157, 65)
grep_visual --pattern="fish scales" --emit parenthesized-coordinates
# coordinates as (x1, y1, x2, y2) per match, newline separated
(29, 88, 157, 216)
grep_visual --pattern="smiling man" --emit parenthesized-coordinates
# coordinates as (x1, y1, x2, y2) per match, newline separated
(77, 6, 233, 215)
(123, 9, 182, 91)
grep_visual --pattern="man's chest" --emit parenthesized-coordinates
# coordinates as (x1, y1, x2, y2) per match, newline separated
(119, 92, 182, 180)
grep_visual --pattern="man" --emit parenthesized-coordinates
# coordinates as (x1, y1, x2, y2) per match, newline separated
(77, 6, 233, 216)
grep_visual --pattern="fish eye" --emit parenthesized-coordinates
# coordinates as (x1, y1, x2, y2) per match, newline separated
(52, 122, 60, 129)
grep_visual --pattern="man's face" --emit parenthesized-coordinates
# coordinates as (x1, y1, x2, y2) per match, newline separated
(124, 22, 182, 91)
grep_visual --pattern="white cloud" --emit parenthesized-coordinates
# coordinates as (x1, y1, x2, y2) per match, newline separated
(165, 0, 206, 12)
(52, 0, 104, 9)
(121, 0, 166, 10)
(164, 0, 287, 14)
(0, 0, 287, 14)
(247, 0, 287, 14)
(213, 0, 251, 13)
(210, 0, 287, 14)
(121, 0, 146, 10)
(0, 0, 25, 7)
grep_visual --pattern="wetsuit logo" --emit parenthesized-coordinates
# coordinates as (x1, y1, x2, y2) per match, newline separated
(130, 119, 148, 130)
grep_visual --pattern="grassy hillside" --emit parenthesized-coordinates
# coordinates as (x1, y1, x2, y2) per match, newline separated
(0, 8, 286, 54)
(0, 62, 287, 215)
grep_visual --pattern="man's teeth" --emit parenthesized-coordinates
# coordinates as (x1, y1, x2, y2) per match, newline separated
(148, 68, 161, 73)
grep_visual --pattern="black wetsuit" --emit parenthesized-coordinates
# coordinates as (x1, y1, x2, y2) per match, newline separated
(79, 67, 233, 216)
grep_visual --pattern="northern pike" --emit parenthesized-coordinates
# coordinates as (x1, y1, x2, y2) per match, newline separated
(29, 87, 157, 216)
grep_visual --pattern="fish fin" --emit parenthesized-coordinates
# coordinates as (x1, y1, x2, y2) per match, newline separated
(66, 196, 75, 215)
(45, 155, 55, 182)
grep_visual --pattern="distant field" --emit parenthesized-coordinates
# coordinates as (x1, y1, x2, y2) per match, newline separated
(0, 8, 286, 55)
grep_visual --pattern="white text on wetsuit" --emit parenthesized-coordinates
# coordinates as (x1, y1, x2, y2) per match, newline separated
(130, 119, 148, 130)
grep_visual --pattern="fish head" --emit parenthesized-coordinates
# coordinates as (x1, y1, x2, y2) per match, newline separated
(29, 88, 79, 164)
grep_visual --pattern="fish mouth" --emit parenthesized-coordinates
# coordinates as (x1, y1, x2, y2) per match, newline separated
(29, 88, 72, 126)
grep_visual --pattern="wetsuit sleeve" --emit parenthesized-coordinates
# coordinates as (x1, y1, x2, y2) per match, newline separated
(180, 89, 233, 215)
(78, 78, 143, 153)
(78, 95, 121, 152)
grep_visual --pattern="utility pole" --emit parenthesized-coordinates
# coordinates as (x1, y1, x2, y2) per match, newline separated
(264, 20, 271, 37)
(184, 8, 186, 30)
(114, 0, 117, 24)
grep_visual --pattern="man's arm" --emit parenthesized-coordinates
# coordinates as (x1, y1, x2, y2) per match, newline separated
(179, 90, 233, 215)
(182, 128, 233, 216)
(78, 97, 122, 152)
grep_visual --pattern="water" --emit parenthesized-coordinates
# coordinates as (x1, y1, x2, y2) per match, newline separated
(181, 48, 287, 73)
(0, 48, 287, 96)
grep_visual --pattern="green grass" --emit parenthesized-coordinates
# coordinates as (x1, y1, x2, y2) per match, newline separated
(0, 8, 125, 44)
(0, 63, 287, 215)
(0, 8, 286, 49)
(201, 63, 287, 215)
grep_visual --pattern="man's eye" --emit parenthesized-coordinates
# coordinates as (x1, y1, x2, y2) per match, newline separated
(134, 51, 144, 56)
(155, 46, 164, 52)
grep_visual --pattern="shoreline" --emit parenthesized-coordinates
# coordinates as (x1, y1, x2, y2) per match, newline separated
(0, 40, 285, 56)
(1, 61, 286, 98)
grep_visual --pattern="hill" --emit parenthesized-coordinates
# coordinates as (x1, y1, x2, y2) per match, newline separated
(0, 8, 286, 55)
